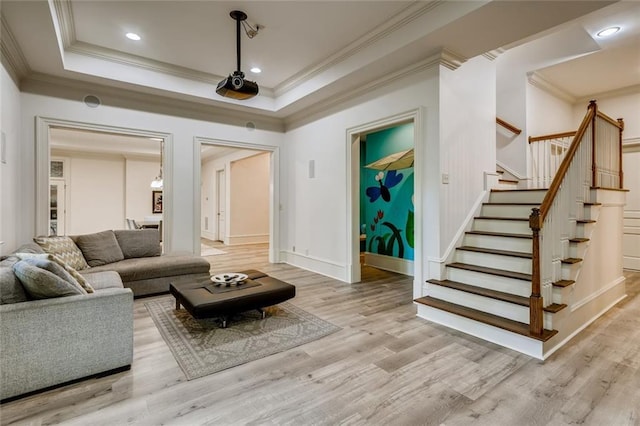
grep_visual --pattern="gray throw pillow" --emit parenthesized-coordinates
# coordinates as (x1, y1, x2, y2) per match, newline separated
(73, 230, 124, 267)
(0, 263, 29, 304)
(13, 258, 86, 299)
(114, 229, 161, 259)
(16, 253, 95, 293)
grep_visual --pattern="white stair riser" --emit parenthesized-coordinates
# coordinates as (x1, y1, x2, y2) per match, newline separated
(569, 242, 588, 259)
(562, 262, 581, 280)
(463, 234, 532, 253)
(427, 284, 529, 323)
(455, 250, 532, 274)
(416, 305, 545, 360)
(447, 267, 530, 297)
(490, 190, 547, 204)
(473, 219, 530, 234)
(481, 204, 537, 218)
(552, 284, 573, 305)
(583, 206, 600, 220)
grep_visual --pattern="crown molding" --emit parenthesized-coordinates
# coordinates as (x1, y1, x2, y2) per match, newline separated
(0, 13, 31, 84)
(285, 49, 448, 130)
(527, 72, 577, 104)
(52, 0, 76, 48)
(21, 72, 285, 132)
(439, 48, 467, 71)
(576, 83, 640, 104)
(273, 1, 445, 96)
(482, 48, 505, 61)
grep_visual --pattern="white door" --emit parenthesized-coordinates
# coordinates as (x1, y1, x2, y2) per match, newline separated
(216, 169, 226, 242)
(49, 179, 66, 236)
(623, 145, 640, 270)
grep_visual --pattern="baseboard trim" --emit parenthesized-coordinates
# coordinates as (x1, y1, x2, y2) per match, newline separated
(280, 250, 348, 282)
(364, 252, 413, 276)
(227, 234, 269, 245)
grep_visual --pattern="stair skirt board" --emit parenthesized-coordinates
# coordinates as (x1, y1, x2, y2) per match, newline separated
(417, 304, 545, 359)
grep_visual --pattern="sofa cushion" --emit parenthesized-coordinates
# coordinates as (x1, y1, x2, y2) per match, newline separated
(73, 230, 124, 267)
(13, 258, 86, 299)
(83, 270, 124, 291)
(114, 229, 161, 259)
(0, 256, 29, 304)
(33, 236, 90, 271)
(82, 254, 210, 282)
(16, 253, 94, 293)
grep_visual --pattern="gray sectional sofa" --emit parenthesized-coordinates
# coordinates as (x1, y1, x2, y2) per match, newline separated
(0, 229, 211, 401)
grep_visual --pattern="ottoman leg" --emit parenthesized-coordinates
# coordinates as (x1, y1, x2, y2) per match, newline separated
(221, 316, 228, 328)
(258, 308, 266, 319)
(175, 299, 181, 310)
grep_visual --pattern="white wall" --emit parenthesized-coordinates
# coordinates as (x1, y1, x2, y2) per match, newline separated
(0, 64, 21, 254)
(65, 153, 124, 235)
(18, 85, 282, 254)
(229, 152, 270, 244)
(526, 83, 575, 137)
(125, 156, 161, 224)
(282, 55, 496, 283)
(577, 92, 640, 141)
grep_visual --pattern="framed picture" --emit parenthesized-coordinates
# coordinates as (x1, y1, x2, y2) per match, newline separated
(152, 190, 163, 214)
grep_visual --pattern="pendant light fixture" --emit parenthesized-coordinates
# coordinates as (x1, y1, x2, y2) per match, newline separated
(150, 139, 163, 189)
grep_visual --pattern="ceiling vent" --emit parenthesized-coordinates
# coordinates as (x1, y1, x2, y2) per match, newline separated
(216, 10, 259, 100)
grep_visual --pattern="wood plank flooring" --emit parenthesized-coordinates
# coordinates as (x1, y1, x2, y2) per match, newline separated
(1, 242, 639, 425)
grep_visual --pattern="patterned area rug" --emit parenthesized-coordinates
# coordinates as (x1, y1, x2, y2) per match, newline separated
(145, 297, 340, 380)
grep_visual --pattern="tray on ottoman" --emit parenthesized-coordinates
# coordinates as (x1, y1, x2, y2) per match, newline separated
(169, 269, 296, 328)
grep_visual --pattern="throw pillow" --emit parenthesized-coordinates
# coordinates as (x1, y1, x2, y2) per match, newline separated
(13, 258, 86, 299)
(0, 259, 29, 304)
(16, 253, 94, 293)
(33, 236, 90, 271)
(114, 229, 161, 259)
(73, 230, 124, 267)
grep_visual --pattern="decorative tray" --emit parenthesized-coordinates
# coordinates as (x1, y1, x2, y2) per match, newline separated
(211, 273, 248, 286)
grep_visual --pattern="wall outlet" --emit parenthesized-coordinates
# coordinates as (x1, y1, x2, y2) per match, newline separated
(442, 173, 449, 184)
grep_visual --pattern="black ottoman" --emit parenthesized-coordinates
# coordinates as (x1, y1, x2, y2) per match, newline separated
(169, 269, 296, 327)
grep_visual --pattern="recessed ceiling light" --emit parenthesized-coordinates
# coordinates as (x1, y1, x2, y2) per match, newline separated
(596, 27, 620, 38)
(250, 67, 262, 74)
(126, 32, 141, 41)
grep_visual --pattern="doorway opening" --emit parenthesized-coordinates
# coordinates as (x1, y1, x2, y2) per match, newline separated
(35, 117, 171, 250)
(346, 109, 423, 297)
(194, 137, 280, 264)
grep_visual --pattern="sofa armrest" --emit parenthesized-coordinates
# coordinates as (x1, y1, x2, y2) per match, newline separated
(0, 288, 134, 400)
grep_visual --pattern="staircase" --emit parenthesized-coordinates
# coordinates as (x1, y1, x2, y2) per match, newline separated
(414, 187, 609, 358)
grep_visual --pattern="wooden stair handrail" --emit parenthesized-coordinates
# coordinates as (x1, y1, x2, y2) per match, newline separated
(537, 101, 597, 223)
(528, 131, 576, 144)
(496, 117, 522, 135)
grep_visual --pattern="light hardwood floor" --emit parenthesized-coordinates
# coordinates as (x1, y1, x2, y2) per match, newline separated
(2, 242, 639, 425)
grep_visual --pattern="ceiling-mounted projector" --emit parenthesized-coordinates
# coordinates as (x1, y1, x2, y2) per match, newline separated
(216, 71, 259, 100)
(216, 10, 259, 100)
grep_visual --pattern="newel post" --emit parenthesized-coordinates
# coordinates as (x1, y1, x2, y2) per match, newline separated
(618, 118, 624, 188)
(529, 208, 543, 336)
(590, 100, 598, 187)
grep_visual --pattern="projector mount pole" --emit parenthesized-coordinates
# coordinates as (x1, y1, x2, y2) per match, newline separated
(230, 10, 247, 75)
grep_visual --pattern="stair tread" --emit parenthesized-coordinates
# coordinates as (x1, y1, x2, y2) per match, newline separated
(577, 219, 596, 223)
(427, 279, 529, 306)
(545, 303, 568, 313)
(569, 238, 589, 243)
(458, 246, 532, 258)
(466, 230, 532, 239)
(584, 202, 602, 206)
(554, 279, 575, 288)
(414, 296, 558, 342)
(499, 179, 519, 184)
(475, 216, 529, 221)
(448, 262, 531, 281)
(561, 257, 582, 264)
